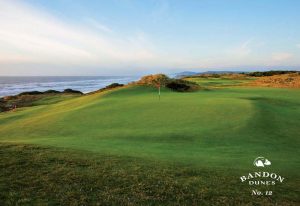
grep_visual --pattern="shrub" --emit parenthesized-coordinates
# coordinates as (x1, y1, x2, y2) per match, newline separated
(18, 91, 43, 96)
(137, 74, 170, 87)
(248, 70, 299, 77)
(136, 74, 199, 92)
(166, 79, 198, 92)
(63, 89, 83, 94)
(211, 74, 221, 78)
(44, 90, 61, 94)
(105, 83, 124, 89)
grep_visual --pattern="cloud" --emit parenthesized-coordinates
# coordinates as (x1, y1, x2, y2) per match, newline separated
(297, 44, 300, 49)
(0, 0, 299, 75)
(271, 52, 293, 62)
(84, 18, 113, 33)
(226, 39, 258, 59)
(0, 0, 158, 71)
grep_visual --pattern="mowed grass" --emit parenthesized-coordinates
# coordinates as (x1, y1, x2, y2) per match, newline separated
(184, 77, 254, 87)
(0, 80, 300, 205)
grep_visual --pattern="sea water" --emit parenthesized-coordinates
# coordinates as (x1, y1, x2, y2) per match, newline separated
(0, 76, 139, 97)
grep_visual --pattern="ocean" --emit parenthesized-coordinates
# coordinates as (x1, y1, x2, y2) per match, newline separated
(0, 76, 139, 97)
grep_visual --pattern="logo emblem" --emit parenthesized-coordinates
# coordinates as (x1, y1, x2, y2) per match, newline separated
(253, 157, 271, 167)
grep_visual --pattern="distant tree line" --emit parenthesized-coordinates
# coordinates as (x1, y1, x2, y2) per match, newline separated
(247, 70, 299, 77)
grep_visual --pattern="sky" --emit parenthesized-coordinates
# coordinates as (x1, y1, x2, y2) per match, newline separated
(0, 0, 300, 76)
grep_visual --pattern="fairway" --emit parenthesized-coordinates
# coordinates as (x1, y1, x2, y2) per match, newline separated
(1, 82, 300, 205)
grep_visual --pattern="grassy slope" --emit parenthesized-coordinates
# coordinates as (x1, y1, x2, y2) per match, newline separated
(0, 81, 300, 205)
(30, 94, 82, 106)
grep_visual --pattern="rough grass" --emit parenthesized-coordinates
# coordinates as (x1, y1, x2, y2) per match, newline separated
(185, 73, 300, 89)
(1, 144, 299, 205)
(249, 73, 300, 88)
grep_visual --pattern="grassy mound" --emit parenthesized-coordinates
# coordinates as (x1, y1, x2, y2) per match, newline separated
(249, 73, 300, 88)
(136, 74, 171, 86)
(136, 74, 199, 92)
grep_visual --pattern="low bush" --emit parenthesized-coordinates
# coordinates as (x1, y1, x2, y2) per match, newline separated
(248, 70, 299, 77)
(44, 90, 61, 94)
(63, 89, 83, 94)
(105, 83, 124, 89)
(18, 91, 43, 96)
(18, 89, 83, 96)
(166, 79, 199, 92)
(136, 74, 199, 92)
(136, 74, 170, 86)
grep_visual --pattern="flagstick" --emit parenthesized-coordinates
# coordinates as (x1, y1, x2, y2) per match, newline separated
(158, 86, 160, 100)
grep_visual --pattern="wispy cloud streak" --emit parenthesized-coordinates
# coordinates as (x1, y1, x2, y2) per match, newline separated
(0, 1, 157, 68)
